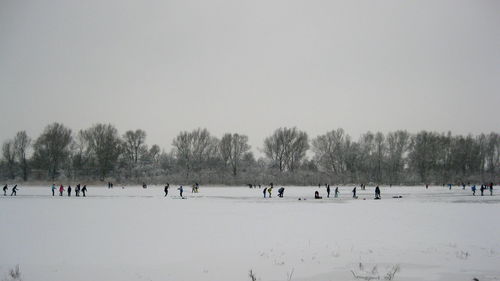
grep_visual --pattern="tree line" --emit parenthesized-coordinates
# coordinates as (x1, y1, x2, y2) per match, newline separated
(1, 123, 499, 185)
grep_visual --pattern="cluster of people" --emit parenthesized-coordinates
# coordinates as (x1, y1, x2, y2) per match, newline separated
(3, 184, 18, 196)
(263, 183, 286, 198)
(192, 183, 200, 193)
(471, 183, 494, 196)
(52, 184, 87, 197)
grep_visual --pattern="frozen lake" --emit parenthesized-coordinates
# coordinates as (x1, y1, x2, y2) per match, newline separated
(1, 185, 499, 281)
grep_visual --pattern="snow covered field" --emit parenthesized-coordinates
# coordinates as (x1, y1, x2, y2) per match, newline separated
(1, 185, 499, 281)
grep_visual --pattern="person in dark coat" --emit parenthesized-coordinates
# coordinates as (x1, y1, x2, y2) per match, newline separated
(81, 185, 87, 197)
(178, 186, 184, 197)
(334, 187, 339, 198)
(375, 186, 381, 199)
(263, 187, 267, 198)
(3, 184, 7, 196)
(67, 185, 72, 197)
(164, 183, 170, 197)
(10, 185, 18, 196)
(352, 187, 357, 198)
(314, 191, 322, 199)
(278, 187, 285, 198)
(326, 185, 331, 198)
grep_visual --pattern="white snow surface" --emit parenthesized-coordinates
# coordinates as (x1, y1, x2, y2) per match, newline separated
(1, 185, 499, 281)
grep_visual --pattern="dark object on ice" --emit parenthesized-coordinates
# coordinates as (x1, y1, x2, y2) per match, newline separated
(314, 191, 322, 199)
(67, 185, 72, 197)
(278, 187, 285, 197)
(142, 183, 147, 189)
(392, 195, 403, 198)
(178, 186, 183, 197)
(3, 184, 7, 196)
(263, 187, 267, 198)
(82, 185, 87, 197)
(326, 185, 330, 198)
(375, 186, 381, 199)
(352, 187, 357, 198)
(75, 184, 80, 197)
(10, 185, 18, 196)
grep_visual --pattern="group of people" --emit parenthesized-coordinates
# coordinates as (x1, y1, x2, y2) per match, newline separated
(2, 184, 18, 196)
(51, 184, 87, 197)
(162, 183, 199, 198)
(471, 183, 494, 196)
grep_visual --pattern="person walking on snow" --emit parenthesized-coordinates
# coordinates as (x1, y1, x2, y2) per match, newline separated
(263, 187, 267, 198)
(375, 186, 381, 199)
(51, 184, 56, 196)
(352, 187, 357, 198)
(75, 184, 80, 197)
(164, 183, 170, 197)
(81, 185, 87, 197)
(59, 185, 64, 196)
(268, 186, 273, 198)
(3, 184, 7, 196)
(67, 185, 72, 197)
(334, 187, 339, 198)
(178, 186, 184, 197)
(490, 182, 494, 196)
(471, 185, 476, 196)
(327, 185, 331, 198)
(10, 185, 18, 196)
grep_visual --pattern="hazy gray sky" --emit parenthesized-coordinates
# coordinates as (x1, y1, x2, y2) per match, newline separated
(1, 0, 499, 153)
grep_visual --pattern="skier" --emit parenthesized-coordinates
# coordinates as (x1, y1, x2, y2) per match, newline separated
(178, 186, 184, 197)
(67, 185, 72, 197)
(51, 184, 56, 196)
(334, 187, 339, 198)
(375, 186, 381, 199)
(326, 185, 331, 198)
(59, 185, 65, 196)
(3, 184, 7, 196)
(471, 185, 476, 196)
(164, 183, 169, 197)
(81, 185, 87, 197)
(10, 185, 18, 196)
(352, 187, 357, 198)
(263, 187, 267, 198)
(278, 187, 285, 198)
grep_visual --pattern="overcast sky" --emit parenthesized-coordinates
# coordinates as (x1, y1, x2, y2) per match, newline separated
(1, 0, 499, 154)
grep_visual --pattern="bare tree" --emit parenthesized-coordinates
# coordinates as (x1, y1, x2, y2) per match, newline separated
(13, 131, 31, 181)
(312, 128, 347, 175)
(2, 140, 16, 179)
(264, 127, 309, 172)
(82, 124, 122, 179)
(386, 130, 410, 184)
(33, 123, 73, 180)
(219, 133, 251, 176)
(172, 128, 218, 178)
(122, 129, 147, 164)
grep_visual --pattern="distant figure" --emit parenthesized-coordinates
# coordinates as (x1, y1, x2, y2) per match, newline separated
(75, 184, 80, 197)
(318, 183, 321, 188)
(462, 182, 466, 190)
(471, 185, 476, 196)
(448, 183, 452, 190)
(480, 185, 485, 196)
(314, 191, 322, 199)
(268, 186, 273, 198)
(375, 186, 381, 199)
(426, 184, 429, 189)
(334, 187, 339, 198)
(51, 184, 56, 196)
(10, 185, 18, 196)
(59, 185, 64, 196)
(3, 184, 8, 196)
(142, 183, 147, 189)
(178, 186, 184, 197)
(263, 187, 267, 198)
(164, 183, 170, 197)
(326, 185, 331, 198)
(81, 185, 87, 197)
(352, 187, 357, 198)
(489, 182, 493, 196)
(278, 187, 285, 198)
(67, 185, 72, 197)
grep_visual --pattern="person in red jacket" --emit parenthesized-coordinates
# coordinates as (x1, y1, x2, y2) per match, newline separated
(59, 185, 64, 196)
